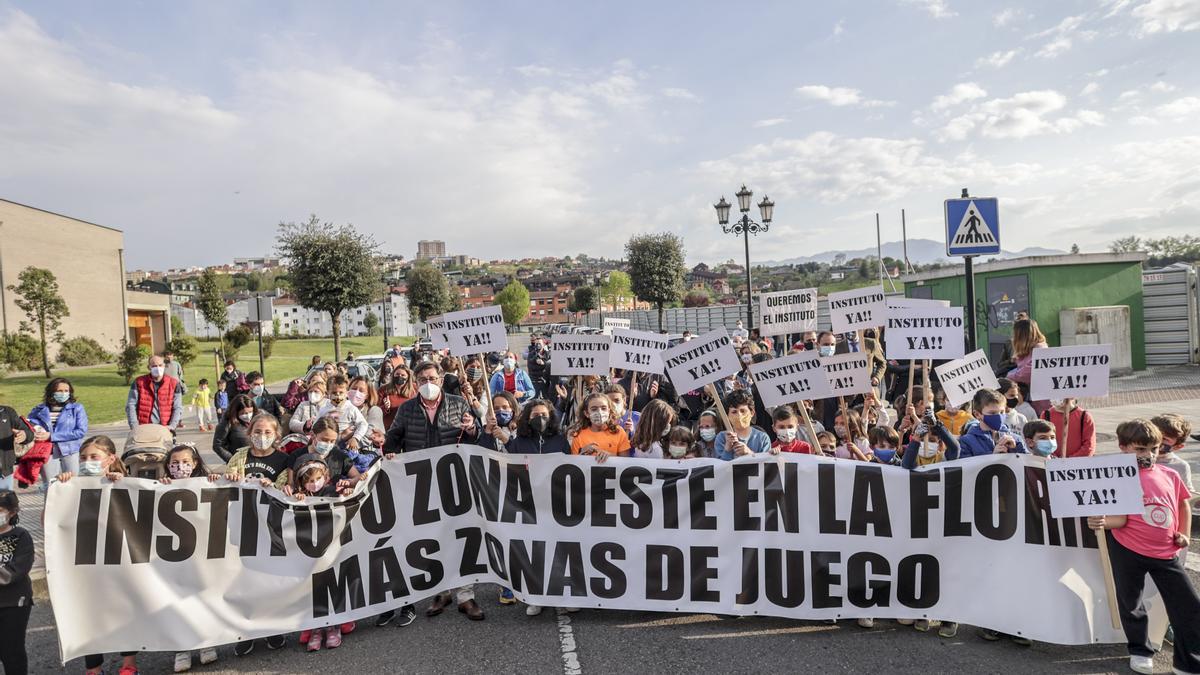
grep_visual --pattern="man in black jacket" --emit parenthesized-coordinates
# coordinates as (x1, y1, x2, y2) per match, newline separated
(0, 406, 33, 490)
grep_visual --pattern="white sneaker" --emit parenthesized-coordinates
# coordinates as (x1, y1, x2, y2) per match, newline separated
(199, 648, 218, 665)
(564, 606, 580, 614)
(173, 651, 192, 673)
(1129, 654, 1155, 674)
(526, 604, 543, 616)
(857, 617, 875, 628)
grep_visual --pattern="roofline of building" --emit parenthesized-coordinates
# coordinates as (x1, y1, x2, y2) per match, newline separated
(900, 252, 1147, 283)
(0, 197, 124, 233)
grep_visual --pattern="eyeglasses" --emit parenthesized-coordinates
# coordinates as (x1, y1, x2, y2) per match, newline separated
(416, 376, 440, 384)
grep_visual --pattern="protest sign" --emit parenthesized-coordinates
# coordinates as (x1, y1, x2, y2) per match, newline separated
(1030, 344, 1112, 400)
(750, 351, 833, 408)
(935, 350, 1001, 408)
(661, 328, 741, 393)
(885, 306, 965, 360)
(886, 297, 951, 309)
(602, 318, 631, 335)
(1045, 454, 1144, 519)
(426, 315, 448, 350)
(46, 450, 1131, 662)
(609, 328, 668, 375)
(822, 352, 873, 398)
(441, 306, 507, 356)
(828, 286, 887, 333)
(551, 334, 612, 375)
(758, 288, 818, 337)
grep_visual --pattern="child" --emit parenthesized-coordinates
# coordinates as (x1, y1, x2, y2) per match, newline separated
(934, 390, 972, 437)
(833, 410, 871, 461)
(568, 393, 631, 462)
(770, 407, 814, 454)
(814, 431, 838, 457)
(190, 378, 215, 432)
(665, 426, 696, 459)
(1088, 419, 1198, 675)
(317, 375, 370, 450)
(630, 400, 676, 459)
(867, 426, 901, 464)
(1151, 414, 1196, 495)
(0, 489, 34, 675)
(1022, 419, 1058, 458)
(605, 384, 639, 438)
(224, 413, 291, 490)
(957, 388, 1028, 458)
(997, 377, 1030, 439)
(307, 417, 365, 487)
(714, 390, 771, 460)
(214, 379, 229, 420)
(290, 379, 328, 433)
(1039, 398, 1096, 458)
(691, 410, 722, 459)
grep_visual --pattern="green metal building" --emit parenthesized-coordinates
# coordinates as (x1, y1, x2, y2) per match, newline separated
(900, 252, 1148, 371)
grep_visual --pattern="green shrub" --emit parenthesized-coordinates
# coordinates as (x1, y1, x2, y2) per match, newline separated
(57, 336, 114, 366)
(2, 333, 42, 371)
(164, 334, 198, 366)
(116, 340, 151, 384)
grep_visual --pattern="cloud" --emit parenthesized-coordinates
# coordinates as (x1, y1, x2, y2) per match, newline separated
(1150, 81, 1177, 92)
(1080, 82, 1100, 96)
(900, 0, 957, 19)
(1156, 96, 1200, 119)
(939, 90, 1104, 140)
(976, 49, 1020, 68)
(931, 82, 987, 111)
(1132, 0, 1200, 34)
(515, 64, 554, 77)
(832, 19, 846, 37)
(795, 85, 894, 108)
(1029, 14, 1096, 59)
(753, 118, 789, 128)
(661, 87, 699, 102)
(993, 8, 1031, 27)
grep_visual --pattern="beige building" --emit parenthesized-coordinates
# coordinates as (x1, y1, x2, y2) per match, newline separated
(0, 199, 130, 355)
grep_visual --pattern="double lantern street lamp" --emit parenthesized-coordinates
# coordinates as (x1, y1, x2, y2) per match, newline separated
(715, 185, 774, 331)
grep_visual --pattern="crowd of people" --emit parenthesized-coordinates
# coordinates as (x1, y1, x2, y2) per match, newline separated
(0, 316, 1197, 674)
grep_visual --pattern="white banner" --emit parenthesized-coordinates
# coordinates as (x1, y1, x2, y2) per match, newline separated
(822, 352, 873, 398)
(887, 297, 951, 309)
(46, 450, 1132, 662)
(609, 328, 668, 375)
(885, 306, 965, 360)
(749, 351, 833, 407)
(934, 350, 1001, 408)
(551, 334, 612, 375)
(827, 286, 887, 333)
(1046, 454, 1144, 518)
(427, 315, 449, 350)
(441, 306, 508, 356)
(1030, 344, 1112, 400)
(661, 328, 740, 393)
(758, 288, 818, 337)
(602, 318, 631, 335)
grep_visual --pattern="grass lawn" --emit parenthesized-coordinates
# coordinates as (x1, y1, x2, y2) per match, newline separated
(0, 335, 414, 426)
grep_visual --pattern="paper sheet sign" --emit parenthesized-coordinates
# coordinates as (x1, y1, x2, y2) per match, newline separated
(551, 334, 612, 375)
(821, 352, 873, 398)
(758, 288, 818, 337)
(885, 306, 965, 360)
(441, 306, 507, 356)
(935, 350, 1001, 408)
(609, 328, 668, 375)
(749, 351, 833, 408)
(827, 286, 887, 333)
(426, 315, 448, 350)
(602, 318, 631, 335)
(661, 328, 741, 393)
(886, 297, 951, 309)
(1046, 454, 1144, 518)
(1030, 344, 1112, 400)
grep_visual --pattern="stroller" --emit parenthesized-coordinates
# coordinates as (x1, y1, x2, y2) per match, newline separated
(122, 424, 174, 480)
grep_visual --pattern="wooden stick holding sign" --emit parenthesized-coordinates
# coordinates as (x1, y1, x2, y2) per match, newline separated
(1097, 526, 1122, 629)
(1059, 400, 1073, 459)
(661, 327, 742, 445)
(703, 383, 733, 430)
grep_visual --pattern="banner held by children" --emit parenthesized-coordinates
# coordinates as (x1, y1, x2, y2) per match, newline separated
(1030, 344, 1113, 400)
(758, 288, 818, 337)
(660, 328, 741, 394)
(441, 306, 507, 356)
(934, 350, 1001, 408)
(885, 305, 965, 360)
(821, 352, 873, 398)
(609, 328, 668, 375)
(551, 334, 613, 375)
(828, 286, 887, 333)
(1045, 454, 1144, 519)
(749, 351, 833, 408)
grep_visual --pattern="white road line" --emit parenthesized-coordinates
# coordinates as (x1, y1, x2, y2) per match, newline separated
(557, 609, 582, 675)
(617, 614, 722, 628)
(683, 625, 838, 640)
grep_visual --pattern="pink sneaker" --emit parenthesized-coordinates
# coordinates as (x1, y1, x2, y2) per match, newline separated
(306, 628, 323, 652)
(299, 630, 312, 644)
(340, 621, 356, 634)
(325, 628, 342, 649)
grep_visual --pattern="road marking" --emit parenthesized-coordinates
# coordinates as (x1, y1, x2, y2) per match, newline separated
(556, 609, 582, 675)
(683, 625, 838, 640)
(617, 614, 722, 628)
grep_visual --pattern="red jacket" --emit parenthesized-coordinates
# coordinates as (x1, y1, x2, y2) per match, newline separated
(1040, 407, 1095, 458)
(134, 374, 179, 426)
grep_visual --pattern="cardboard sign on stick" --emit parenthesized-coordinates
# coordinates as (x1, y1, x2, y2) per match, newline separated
(750, 351, 834, 408)
(885, 306, 965, 360)
(609, 329, 668, 375)
(1030, 344, 1112, 400)
(935, 350, 1001, 408)
(661, 328, 741, 393)
(758, 288, 818, 337)
(441, 306, 507, 356)
(828, 286, 887, 333)
(822, 353, 873, 398)
(551, 334, 612, 376)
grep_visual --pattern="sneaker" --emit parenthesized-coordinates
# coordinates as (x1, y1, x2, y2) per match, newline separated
(325, 628, 342, 649)
(307, 629, 323, 652)
(526, 604, 543, 616)
(564, 607, 580, 614)
(397, 605, 417, 627)
(857, 618, 875, 628)
(173, 652, 192, 673)
(198, 648, 217, 665)
(896, 618, 915, 626)
(374, 610, 395, 627)
(499, 588, 516, 605)
(340, 621, 356, 634)
(980, 628, 1002, 641)
(825, 618, 838, 625)
(1129, 655, 1155, 674)
(119, 667, 139, 675)
(266, 634, 287, 650)
(915, 619, 933, 632)
(939, 622, 959, 638)
(299, 630, 312, 645)
(1011, 635, 1031, 646)
(234, 641, 254, 657)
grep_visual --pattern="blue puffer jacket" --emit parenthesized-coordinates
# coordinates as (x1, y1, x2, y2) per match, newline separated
(27, 402, 89, 456)
(489, 368, 535, 399)
(957, 419, 1027, 458)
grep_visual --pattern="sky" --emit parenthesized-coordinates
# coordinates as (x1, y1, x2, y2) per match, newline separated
(1, 0, 1198, 268)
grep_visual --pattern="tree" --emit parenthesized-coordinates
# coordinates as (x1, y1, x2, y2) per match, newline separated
(276, 215, 381, 360)
(406, 263, 454, 321)
(170, 314, 186, 337)
(195, 269, 229, 338)
(1109, 236, 1143, 253)
(117, 340, 150, 385)
(683, 289, 711, 307)
(601, 270, 632, 311)
(571, 286, 598, 314)
(625, 233, 686, 331)
(1070, 243, 1080, 254)
(222, 324, 253, 361)
(494, 280, 531, 328)
(363, 310, 380, 335)
(164, 334, 198, 366)
(7, 266, 69, 377)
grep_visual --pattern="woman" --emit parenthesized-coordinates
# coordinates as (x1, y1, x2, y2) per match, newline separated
(461, 357, 489, 403)
(629, 399, 676, 459)
(349, 376, 386, 444)
(219, 360, 247, 395)
(505, 399, 570, 454)
(478, 391, 520, 451)
(736, 342, 761, 390)
(27, 378, 88, 486)
(489, 351, 535, 402)
(213, 395, 256, 462)
(290, 379, 328, 433)
(379, 364, 416, 430)
(1006, 319, 1050, 417)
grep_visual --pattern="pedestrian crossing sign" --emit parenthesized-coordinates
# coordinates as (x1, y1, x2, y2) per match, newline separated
(945, 197, 1000, 256)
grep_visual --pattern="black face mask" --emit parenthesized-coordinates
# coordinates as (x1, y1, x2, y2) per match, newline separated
(1136, 454, 1155, 469)
(804, 340, 816, 350)
(530, 416, 549, 434)
(1005, 397, 1019, 409)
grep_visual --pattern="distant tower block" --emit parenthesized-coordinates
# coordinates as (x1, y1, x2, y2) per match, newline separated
(416, 240, 447, 260)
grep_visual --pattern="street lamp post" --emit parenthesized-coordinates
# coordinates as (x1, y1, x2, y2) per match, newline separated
(380, 276, 390, 353)
(715, 185, 774, 331)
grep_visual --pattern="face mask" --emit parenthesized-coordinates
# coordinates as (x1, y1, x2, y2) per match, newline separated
(1049, 399, 1065, 409)
(306, 478, 327, 494)
(1033, 439, 1056, 457)
(699, 428, 717, 442)
(168, 462, 194, 478)
(804, 340, 816, 351)
(0, 512, 8, 528)
(982, 413, 1005, 431)
(394, 376, 408, 386)
(79, 459, 104, 476)
(740, 354, 753, 364)
(314, 440, 336, 456)
(1136, 454, 1154, 469)
(733, 412, 752, 428)
(239, 412, 254, 424)
(776, 427, 797, 442)
(250, 434, 275, 450)
(496, 410, 513, 426)
(1005, 397, 1019, 409)
(919, 441, 940, 458)
(466, 367, 483, 381)
(872, 448, 897, 464)
(53, 391, 70, 404)
(530, 416, 549, 433)
(309, 392, 323, 404)
(330, 392, 347, 404)
(833, 425, 847, 438)
(150, 366, 165, 378)
(503, 358, 516, 370)
(668, 444, 688, 458)
(818, 345, 836, 357)
(419, 382, 441, 400)
(589, 410, 609, 426)
(348, 390, 367, 406)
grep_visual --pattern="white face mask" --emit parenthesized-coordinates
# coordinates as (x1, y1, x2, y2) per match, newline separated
(919, 441, 940, 458)
(314, 440, 336, 456)
(0, 511, 10, 528)
(239, 412, 254, 424)
(818, 345, 836, 357)
(79, 459, 104, 476)
(419, 382, 441, 400)
(740, 354, 753, 363)
(150, 366, 165, 378)
(348, 390, 367, 406)
(699, 428, 717, 442)
(668, 444, 688, 458)
(308, 392, 323, 404)
(305, 478, 327, 494)
(776, 427, 797, 442)
(503, 358, 516, 370)
(250, 434, 275, 450)
(589, 410, 609, 426)
(251, 385, 265, 396)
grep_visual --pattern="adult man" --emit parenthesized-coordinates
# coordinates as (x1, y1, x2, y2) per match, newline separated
(126, 355, 183, 430)
(245, 371, 282, 418)
(489, 351, 535, 401)
(731, 319, 749, 340)
(0, 405, 33, 490)
(526, 338, 550, 399)
(382, 362, 482, 619)
(163, 349, 186, 394)
(836, 328, 887, 388)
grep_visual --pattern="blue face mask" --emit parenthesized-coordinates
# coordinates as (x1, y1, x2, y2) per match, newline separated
(1032, 439, 1056, 457)
(982, 413, 1006, 431)
(52, 391, 70, 404)
(872, 448, 897, 464)
(496, 410, 513, 426)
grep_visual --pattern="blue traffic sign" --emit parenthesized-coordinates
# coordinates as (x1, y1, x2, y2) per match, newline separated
(945, 197, 1000, 256)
